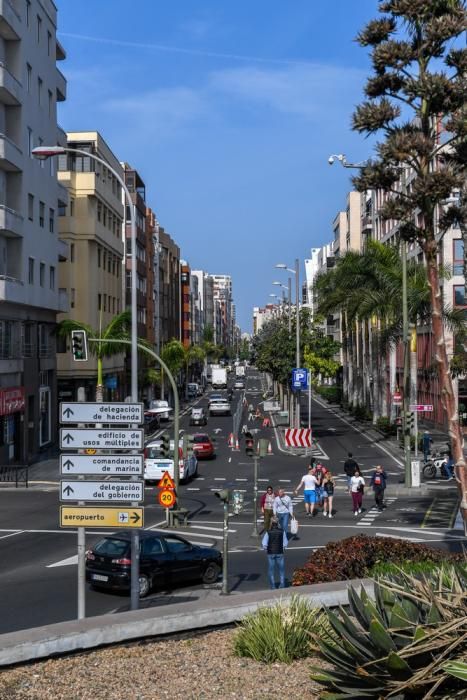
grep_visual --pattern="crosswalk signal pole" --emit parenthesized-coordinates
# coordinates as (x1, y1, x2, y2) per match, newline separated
(251, 455, 259, 538)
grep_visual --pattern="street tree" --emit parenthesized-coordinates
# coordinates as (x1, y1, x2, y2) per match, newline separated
(351, 0, 467, 529)
(57, 311, 137, 402)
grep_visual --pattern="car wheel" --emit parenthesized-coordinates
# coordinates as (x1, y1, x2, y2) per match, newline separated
(202, 562, 221, 585)
(139, 574, 151, 598)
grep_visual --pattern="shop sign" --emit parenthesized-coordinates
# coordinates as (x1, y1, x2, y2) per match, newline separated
(0, 387, 25, 416)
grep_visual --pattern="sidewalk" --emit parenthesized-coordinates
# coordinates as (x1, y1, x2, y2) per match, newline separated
(0, 577, 374, 667)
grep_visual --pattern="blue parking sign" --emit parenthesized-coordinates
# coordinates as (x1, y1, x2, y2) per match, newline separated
(292, 368, 308, 389)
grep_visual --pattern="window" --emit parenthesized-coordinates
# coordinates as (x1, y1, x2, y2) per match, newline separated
(0, 321, 13, 359)
(70, 288, 75, 309)
(97, 247, 101, 268)
(37, 137, 44, 168)
(454, 285, 466, 307)
(58, 202, 66, 217)
(28, 194, 34, 221)
(103, 206, 107, 227)
(70, 199, 74, 216)
(70, 243, 75, 262)
(39, 201, 45, 227)
(47, 30, 51, 56)
(164, 536, 191, 553)
(453, 240, 464, 276)
(27, 127, 33, 157)
(49, 266, 55, 290)
(49, 208, 54, 233)
(28, 257, 34, 284)
(39, 262, 45, 286)
(26, 1, 30, 26)
(27, 63, 32, 92)
(37, 15, 42, 43)
(141, 538, 163, 556)
(103, 294, 107, 312)
(37, 77, 42, 105)
(108, 255, 111, 273)
(98, 293, 102, 311)
(103, 250, 106, 270)
(48, 89, 53, 117)
(97, 201, 102, 222)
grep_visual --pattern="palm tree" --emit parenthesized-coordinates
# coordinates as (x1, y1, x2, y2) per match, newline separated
(160, 339, 185, 400)
(57, 310, 137, 402)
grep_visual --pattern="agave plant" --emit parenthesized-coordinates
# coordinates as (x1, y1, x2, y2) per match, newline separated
(311, 567, 467, 699)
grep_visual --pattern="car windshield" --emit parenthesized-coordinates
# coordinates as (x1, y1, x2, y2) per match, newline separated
(194, 435, 209, 443)
(146, 445, 175, 459)
(93, 538, 129, 557)
(192, 409, 203, 416)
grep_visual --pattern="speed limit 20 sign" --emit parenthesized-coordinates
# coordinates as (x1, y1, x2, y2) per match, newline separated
(158, 488, 176, 508)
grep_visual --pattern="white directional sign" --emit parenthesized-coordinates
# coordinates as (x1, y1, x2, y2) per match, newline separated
(60, 428, 144, 450)
(60, 402, 143, 424)
(60, 480, 144, 502)
(60, 454, 143, 476)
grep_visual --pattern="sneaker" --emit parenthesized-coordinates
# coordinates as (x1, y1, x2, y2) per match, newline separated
(354, 511, 358, 516)
(328, 514, 333, 518)
(358, 509, 362, 514)
(323, 511, 327, 517)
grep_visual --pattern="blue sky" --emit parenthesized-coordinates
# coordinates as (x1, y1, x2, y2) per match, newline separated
(56, 0, 379, 332)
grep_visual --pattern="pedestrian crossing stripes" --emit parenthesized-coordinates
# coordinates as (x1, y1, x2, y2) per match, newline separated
(358, 497, 397, 526)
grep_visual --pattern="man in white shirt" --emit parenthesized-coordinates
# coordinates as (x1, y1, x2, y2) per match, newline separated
(294, 465, 318, 517)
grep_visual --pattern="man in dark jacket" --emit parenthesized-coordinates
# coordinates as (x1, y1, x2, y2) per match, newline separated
(344, 452, 359, 492)
(370, 465, 387, 511)
(261, 517, 288, 589)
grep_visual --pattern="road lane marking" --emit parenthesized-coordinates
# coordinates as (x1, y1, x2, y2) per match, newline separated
(0, 530, 24, 540)
(187, 487, 200, 491)
(47, 554, 78, 568)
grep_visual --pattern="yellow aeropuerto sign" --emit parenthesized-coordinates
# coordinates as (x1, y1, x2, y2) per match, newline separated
(60, 506, 144, 528)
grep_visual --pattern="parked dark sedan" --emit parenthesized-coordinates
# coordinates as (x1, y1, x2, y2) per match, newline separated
(86, 530, 222, 597)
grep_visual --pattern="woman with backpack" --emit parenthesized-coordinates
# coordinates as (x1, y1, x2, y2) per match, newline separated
(350, 468, 365, 515)
(322, 472, 335, 518)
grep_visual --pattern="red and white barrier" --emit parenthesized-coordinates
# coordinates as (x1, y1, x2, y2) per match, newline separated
(284, 428, 312, 448)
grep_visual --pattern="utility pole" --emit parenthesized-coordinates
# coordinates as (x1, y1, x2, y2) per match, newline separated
(295, 258, 301, 429)
(402, 240, 412, 487)
(251, 455, 259, 537)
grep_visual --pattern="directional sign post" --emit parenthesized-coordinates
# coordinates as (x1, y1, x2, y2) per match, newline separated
(60, 454, 143, 476)
(60, 402, 143, 424)
(60, 480, 144, 502)
(60, 428, 144, 450)
(60, 506, 144, 528)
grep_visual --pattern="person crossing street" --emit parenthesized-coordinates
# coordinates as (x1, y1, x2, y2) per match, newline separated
(262, 518, 288, 589)
(273, 488, 293, 531)
(294, 465, 318, 517)
(370, 465, 387, 511)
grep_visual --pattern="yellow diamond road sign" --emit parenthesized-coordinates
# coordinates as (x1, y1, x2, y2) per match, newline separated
(60, 506, 144, 528)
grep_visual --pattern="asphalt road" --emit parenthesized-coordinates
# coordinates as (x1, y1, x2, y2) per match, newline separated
(0, 368, 462, 634)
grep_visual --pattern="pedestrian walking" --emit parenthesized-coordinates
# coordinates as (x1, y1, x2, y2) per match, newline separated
(248, 404, 255, 422)
(273, 487, 293, 531)
(344, 453, 359, 492)
(442, 454, 455, 480)
(370, 465, 387, 511)
(294, 465, 318, 517)
(260, 485, 275, 531)
(422, 431, 433, 463)
(313, 462, 327, 508)
(322, 471, 335, 518)
(262, 518, 288, 589)
(350, 468, 365, 515)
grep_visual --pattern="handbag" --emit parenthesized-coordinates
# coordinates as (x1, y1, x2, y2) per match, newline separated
(290, 517, 299, 535)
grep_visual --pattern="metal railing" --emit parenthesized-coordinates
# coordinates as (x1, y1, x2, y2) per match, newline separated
(0, 465, 29, 487)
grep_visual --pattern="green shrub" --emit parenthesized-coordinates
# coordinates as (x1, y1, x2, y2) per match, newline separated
(369, 559, 467, 579)
(292, 534, 464, 586)
(315, 385, 340, 403)
(351, 403, 368, 420)
(233, 596, 327, 663)
(375, 416, 397, 435)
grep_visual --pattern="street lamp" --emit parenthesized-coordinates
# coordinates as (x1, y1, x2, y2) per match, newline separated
(273, 281, 292, 333)
(327, 152, 412, 487)
(275, 260, 300, 428)
(32, 144, 141, 610)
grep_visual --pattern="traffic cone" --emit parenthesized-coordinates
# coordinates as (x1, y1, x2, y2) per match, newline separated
(228, 433, 234, 448)
(267, 441, 273, 455)
(234, 437, 240, 451)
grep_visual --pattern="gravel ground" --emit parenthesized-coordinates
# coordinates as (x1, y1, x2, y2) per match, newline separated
(0, 628, 323, 699)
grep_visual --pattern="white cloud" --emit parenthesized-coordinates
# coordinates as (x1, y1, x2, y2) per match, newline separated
(209, 63, 366, 118)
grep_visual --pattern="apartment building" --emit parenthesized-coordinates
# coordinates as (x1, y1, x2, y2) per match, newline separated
(145, 206, 157, 348)
(211, 274, 233, 347)
(0, 0, 67, 463)
(56, 131, 124, 401)
(180, 261, 191, 348)
(158, 226, 180, 346)
(192, 270, 215, 339)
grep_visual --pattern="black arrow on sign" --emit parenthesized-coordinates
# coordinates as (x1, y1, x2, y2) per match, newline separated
(63, 485, 75, 496)
(62, 433, 74, 444)
(130, 512, 141, 524)
(63, 407, 74, 418)
(63, 459, 74, 470)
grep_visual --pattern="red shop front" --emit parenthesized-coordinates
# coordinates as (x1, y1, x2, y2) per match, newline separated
(0, 387, 25, 463)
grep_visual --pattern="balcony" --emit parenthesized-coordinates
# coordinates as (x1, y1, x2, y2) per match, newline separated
(0, 0, 21, 40)
(56, 68, 67, 102)
(0, 62, 21, 105)
(0, 133, 22, 171)
(361, 215, 372, 232)
(0, 274, 24, 304)
(0, 204, 22, 236)
(58, 238, 68, 261)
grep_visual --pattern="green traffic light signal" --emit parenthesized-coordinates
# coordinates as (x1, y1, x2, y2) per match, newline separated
(71, 330, 88, 362)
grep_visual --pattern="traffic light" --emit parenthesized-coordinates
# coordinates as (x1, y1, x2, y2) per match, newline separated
(244, 431, 254, 457)
(215, 488, 230, 503)
(71, 330, 88, 361)
(182, 434, 195, 458)
(406, 411, 415, 432)
(160, 432, 170, 457)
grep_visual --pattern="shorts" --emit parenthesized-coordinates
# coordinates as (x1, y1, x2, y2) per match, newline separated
(303, 490, 316, 504)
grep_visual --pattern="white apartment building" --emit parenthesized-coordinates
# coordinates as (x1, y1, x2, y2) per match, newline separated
(0, 0, 67, 463)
